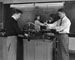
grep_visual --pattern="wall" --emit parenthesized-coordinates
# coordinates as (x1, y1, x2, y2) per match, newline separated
(18, 8, 35, 30)
(69, 37, 75, 51)
(64, 1, 75, 33)
(0, 2, 4, 29)
(0, 0, 2, 2)
(3, 0, 73, 4)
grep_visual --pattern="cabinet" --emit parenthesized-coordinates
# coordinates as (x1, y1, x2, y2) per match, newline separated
(0, 37, 7, 60)
(23, 39, 53, 60)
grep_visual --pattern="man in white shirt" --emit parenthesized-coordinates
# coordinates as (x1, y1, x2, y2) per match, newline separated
(46, 8, 71, 60)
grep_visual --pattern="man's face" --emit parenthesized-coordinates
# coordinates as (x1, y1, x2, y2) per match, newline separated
(16, 13, 22, 20)
(58, 12, 65, 18)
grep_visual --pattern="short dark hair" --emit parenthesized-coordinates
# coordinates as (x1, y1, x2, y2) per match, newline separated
(11, 8, 23, 15)
(50, 13, 60, 22)
(58, 8, 64, 12)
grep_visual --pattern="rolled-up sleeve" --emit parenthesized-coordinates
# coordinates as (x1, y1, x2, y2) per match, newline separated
(46, 22, 57, 29)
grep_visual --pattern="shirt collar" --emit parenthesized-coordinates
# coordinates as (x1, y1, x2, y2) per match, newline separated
(62, 16, 66, 20)
(11, 15, 17, 21)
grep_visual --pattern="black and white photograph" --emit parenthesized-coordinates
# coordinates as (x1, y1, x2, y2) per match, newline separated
(0, 0, 75, 60)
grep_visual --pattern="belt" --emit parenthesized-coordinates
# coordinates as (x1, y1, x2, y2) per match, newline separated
(55, 32, 67, 35)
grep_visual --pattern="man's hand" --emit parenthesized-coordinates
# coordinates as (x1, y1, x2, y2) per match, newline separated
(18, 34, 24, 37)
(24, 33, 28, 37)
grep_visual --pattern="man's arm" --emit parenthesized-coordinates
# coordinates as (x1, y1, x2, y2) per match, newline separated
(35, 20, 45, 26)
(46, 21, 58, 29)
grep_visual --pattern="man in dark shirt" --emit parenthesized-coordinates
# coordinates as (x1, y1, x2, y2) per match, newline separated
(6, 8, 23, 36)
(6, 8, 23, 60)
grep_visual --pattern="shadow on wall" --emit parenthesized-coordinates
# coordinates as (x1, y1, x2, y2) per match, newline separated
(18, 8, 35, 30)
(64, 1, 75, 33)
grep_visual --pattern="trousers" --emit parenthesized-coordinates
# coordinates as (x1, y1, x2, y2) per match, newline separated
(6, 36, 17, 60)
(55, 34, 69, 60)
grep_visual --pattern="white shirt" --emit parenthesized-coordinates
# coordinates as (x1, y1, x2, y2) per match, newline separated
(47, 16, 71, 33)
